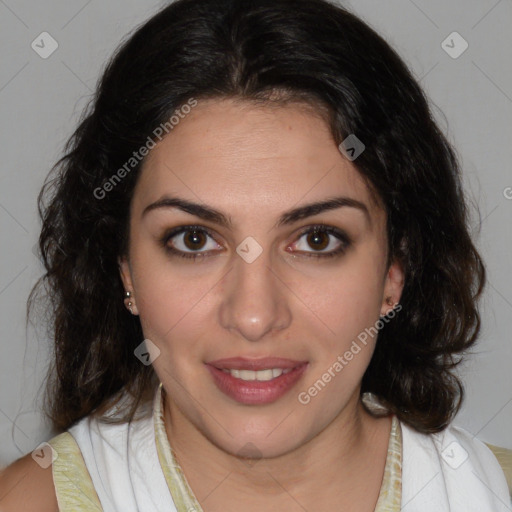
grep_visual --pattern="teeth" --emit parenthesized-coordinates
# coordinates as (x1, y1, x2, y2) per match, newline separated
(222, 368, 293, 381)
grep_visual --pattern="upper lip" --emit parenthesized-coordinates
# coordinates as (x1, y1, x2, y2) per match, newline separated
(206, 357, 308, 371)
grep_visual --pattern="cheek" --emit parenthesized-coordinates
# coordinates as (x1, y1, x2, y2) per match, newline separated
(288, 247, 387, 404)
(129, 249, 218, 362)
(296, 275, 381, 411)
(291, 248, 386, 347)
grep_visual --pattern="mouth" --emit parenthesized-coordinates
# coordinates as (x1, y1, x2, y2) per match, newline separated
(205, 357, 309, 405)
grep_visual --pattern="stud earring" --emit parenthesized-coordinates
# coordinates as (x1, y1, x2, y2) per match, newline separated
(380, 296, 395, 318)
(124, 291, 134, 314)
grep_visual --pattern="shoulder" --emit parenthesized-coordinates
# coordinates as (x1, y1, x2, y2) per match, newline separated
(485, 442, 512, 496)
(0, 429, 105, 512)
(441, 424, 512, 501)
(442, 423, 511, 481)
(400, 419, 511, 503)
(0, 450, 58, 512)
(401, 419, 506, 468)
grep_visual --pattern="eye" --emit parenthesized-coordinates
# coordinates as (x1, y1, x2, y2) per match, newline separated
(161, 226, 222, 259)
(160, 224, 350, 261)
(289, 225, 350, 259)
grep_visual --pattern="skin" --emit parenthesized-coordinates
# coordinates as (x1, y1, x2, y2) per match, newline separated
(0, 98, 404, 511)
(0, 454, 58, 511)
(119, 97, 405, 512)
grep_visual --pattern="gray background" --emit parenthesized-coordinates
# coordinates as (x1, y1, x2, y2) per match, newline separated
(0, 0, 511, 466)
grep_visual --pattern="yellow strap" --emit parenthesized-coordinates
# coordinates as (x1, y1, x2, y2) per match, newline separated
(155, 384, 204, 512)
(47, 432, 103, 511)
(485, 442, 512, 498)
(374, 416, 402, 511)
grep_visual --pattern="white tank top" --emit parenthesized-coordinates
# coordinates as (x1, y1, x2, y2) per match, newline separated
(47, 384, 511, 511)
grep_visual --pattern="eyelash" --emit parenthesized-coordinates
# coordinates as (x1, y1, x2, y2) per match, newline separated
(159, 224, 351, 261)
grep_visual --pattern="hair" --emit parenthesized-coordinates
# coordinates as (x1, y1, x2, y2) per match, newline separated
(29, 0, 485, 434)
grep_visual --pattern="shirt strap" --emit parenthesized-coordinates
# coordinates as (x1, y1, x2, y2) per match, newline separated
(47, 431, 103, 511)
(154, 383, 204, 512)
(374, 415, 402, 511)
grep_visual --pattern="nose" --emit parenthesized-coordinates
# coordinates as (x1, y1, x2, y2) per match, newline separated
(218, 247, 292, 342)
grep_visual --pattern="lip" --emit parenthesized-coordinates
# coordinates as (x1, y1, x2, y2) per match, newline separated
(205, 358, 309, 405)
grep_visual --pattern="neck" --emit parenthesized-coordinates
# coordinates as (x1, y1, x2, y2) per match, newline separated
(163, 390, 392, 510)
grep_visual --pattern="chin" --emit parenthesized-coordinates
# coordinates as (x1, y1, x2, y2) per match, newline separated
(219, 432, 304, 461)
(200, 408, 313, 460)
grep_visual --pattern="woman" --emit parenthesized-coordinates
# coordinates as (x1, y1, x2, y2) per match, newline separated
(0, 0, 510, 510)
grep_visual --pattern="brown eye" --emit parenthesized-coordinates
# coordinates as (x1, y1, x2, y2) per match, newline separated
(161, 225, 222, 260)
(306, 230, 330, 251)
(183, 229, 208, 250)
(291, 225, 350, 259)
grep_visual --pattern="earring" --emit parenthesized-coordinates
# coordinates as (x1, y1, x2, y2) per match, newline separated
(124, 291, 134, 314)
(380, 296, 394, 318)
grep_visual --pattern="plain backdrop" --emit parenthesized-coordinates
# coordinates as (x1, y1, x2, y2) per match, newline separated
(0, 0, 511, 465)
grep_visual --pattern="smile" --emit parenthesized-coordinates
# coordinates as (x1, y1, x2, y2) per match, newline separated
(205, 357, 308, 405)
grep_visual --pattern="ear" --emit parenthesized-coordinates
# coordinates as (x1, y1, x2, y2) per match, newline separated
(118, 256, 139, 315)
(380, 260, 404, 316)
(119, 255, 133, 290)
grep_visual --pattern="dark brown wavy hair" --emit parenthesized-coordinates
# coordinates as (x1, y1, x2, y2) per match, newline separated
(29, 0, 485, 434)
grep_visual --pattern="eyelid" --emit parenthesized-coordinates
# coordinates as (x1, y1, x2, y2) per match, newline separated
(295, 224, 350, 241)
(162, 224, 220, 243)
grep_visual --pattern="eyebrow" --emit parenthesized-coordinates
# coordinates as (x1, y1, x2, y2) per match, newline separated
(142, 195, 370, 228)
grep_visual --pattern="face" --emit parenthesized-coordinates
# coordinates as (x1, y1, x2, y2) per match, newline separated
(120, 98, 403, 458)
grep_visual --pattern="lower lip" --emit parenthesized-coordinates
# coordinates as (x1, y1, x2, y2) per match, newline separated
(206, 363, 308, 405)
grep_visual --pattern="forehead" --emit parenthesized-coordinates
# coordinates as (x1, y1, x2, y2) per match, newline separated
(133, 98, 382, 224)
